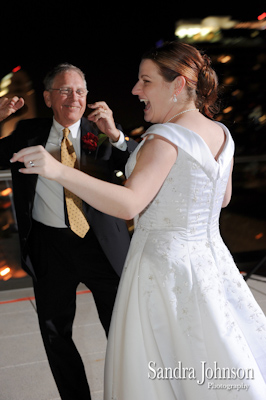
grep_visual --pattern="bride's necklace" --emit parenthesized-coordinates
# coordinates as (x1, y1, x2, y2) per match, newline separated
(166, 108, 199, 123)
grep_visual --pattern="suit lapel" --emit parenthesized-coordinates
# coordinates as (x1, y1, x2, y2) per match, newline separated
(28, 121, 52, 147)
(80, 117, 99, 172)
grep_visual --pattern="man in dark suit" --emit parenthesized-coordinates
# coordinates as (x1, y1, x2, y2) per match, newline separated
(0, 63, 137, 400)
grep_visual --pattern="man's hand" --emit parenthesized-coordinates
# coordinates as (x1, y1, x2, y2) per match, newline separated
(87, 101, 120, 142)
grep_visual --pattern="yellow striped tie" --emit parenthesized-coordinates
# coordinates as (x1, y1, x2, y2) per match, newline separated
(61, 128, 90, 238)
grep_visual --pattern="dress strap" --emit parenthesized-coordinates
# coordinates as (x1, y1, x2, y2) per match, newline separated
(142, 122, 234, 180)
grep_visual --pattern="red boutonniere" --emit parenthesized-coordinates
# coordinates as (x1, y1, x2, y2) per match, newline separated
(82, 132, 107, 152)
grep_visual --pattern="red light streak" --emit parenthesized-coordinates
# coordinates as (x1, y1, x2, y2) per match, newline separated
(12, 66, 21, 73)
(258, 12, 266, 20)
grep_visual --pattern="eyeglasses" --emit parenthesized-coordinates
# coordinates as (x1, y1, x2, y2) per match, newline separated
(49, 87, 88, 97)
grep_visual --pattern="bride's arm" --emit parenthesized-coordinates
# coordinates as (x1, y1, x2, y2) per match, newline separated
(11, 136, 177, 220)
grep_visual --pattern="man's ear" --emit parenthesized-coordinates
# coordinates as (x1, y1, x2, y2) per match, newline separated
(43, 91, 52, 108)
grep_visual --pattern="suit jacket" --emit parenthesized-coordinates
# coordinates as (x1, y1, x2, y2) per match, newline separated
(0, 117, 137, 279)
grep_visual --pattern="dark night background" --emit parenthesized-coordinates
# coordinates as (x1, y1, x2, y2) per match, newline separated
(1, 1, 265, 130)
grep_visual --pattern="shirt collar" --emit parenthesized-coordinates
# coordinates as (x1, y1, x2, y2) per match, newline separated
(53, 118, 81, 139)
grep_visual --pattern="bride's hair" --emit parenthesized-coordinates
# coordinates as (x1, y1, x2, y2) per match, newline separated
(142, 41, 220, 119)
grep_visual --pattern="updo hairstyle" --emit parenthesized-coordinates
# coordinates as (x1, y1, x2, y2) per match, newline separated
(142, 42, 220, 118)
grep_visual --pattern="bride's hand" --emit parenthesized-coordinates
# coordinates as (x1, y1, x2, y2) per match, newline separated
(10, 145, 63, 180)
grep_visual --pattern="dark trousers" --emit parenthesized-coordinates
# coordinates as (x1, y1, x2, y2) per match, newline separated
(29, 220, 120, 400)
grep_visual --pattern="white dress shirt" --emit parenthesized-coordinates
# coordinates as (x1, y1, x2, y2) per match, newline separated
(32, 118, 126, 227)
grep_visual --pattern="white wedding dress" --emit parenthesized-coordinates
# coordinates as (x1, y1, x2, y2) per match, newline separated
(104, 123, 266, 400)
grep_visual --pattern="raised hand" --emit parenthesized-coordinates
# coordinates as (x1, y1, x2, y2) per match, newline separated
(87, 101, 120, 142)
(0, 96, 24, 121)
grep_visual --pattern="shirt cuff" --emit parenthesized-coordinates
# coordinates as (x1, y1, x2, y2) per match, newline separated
(109, 130, 127, 151)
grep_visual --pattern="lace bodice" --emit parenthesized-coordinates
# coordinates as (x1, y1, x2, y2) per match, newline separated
(125, 122, 234, 240)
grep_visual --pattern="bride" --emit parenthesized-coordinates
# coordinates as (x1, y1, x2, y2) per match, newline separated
(11, 42, 266, 399)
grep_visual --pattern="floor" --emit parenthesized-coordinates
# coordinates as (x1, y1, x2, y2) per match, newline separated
(0, 276, 266, 400)
(0, 283, 106, 400)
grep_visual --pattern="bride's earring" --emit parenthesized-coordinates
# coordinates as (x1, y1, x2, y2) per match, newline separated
(173, 94, 178, 103)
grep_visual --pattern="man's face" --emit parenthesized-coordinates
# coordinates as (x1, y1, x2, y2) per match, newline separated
(43, 70, 87, 127)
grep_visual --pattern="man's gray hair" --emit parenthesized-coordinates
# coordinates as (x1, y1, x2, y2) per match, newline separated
(43, 63, 87, 90)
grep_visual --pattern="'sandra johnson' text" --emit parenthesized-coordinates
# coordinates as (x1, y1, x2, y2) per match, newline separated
(148, 361, 254, 384)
